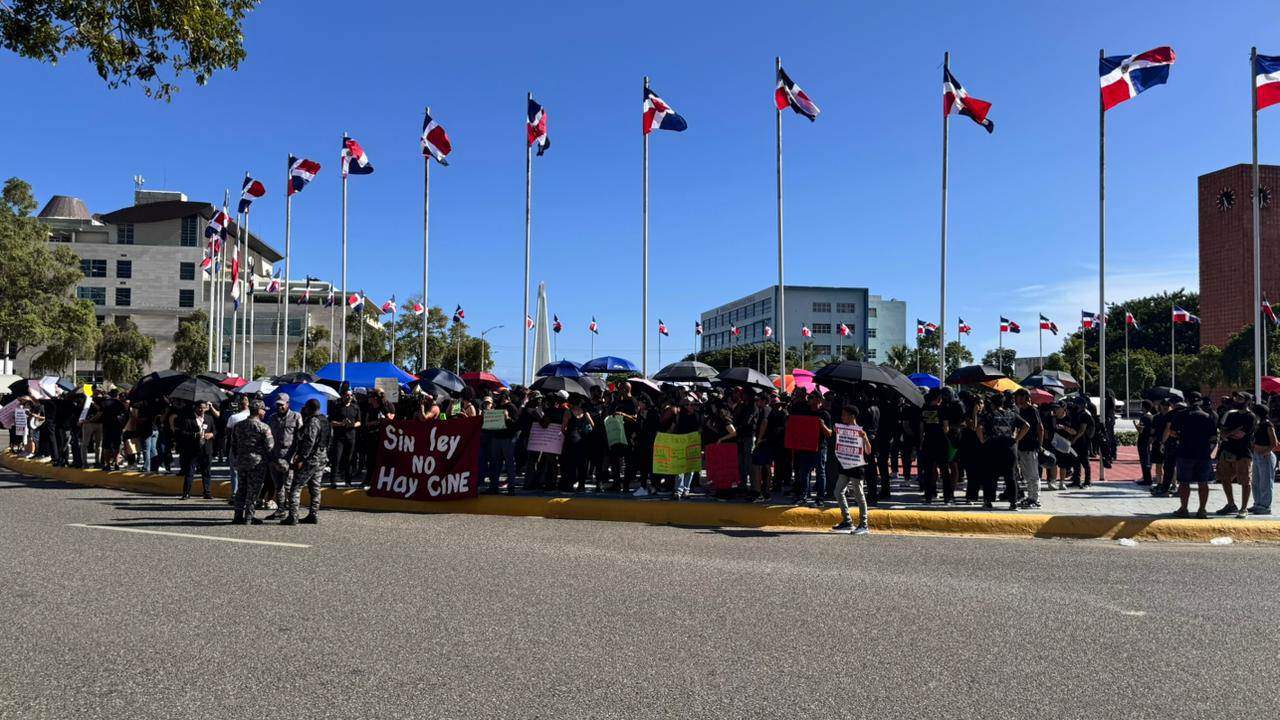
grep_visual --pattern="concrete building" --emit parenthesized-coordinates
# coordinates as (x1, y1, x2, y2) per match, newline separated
(1198, 163, 1280, 349)
(18, 187, 345, 380)
(698, 285, 906, 362)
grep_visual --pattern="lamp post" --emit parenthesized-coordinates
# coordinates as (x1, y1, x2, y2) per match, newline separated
(479, 324, 504, 372)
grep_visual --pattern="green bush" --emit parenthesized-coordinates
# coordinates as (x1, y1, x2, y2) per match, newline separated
(1114, 430, 1137, 446)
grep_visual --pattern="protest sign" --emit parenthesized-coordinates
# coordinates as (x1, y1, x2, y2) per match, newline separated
(482, 409, 507, 430)
(704, 443, 739, 490)
(653, 432, 701, 475)
(527, 424, 565, 455)
(374, 377, 400, 404)
(604, 415, 628, 447)
(784, 414, 820, 452)
(366, 416, 482, 501)
(833, 423, 866, 470)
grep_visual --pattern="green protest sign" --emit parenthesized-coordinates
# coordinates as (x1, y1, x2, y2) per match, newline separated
(604, 415, 628, 447)
(652, 432, 701, 475)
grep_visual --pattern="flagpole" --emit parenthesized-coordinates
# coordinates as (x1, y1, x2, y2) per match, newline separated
(205, 236, 215, 371)
(939, 51, 950, 385)
(230, 213, 240, 375)
(524, 92, 533, 385)
(1098, 48, 1108, 483)
(217, 189, 228, 372)
(248, 274, 256, 377)
(359, 292, 364, 363)
(658, 327, 662, 368)
(1081, 325, 1087, 397)
(998, 323, 1004, 375)
(776, 56, 788, 383)
(1171, 303, 1176, 387)
(642, 76, 650, 377)
(301, 280, 310, 371)
(389, 302, 396, 367)
(1125, 317, 1131, 417)
(281, 158, 292, 376)
(241, 207, 251, 377)
(1254, 47, 1264, 400)
(1038, 315, 1043, 365)
(422, 109, 431, 375)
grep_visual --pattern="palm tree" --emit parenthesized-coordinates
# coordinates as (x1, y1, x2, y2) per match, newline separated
(885, 344, 913, 372)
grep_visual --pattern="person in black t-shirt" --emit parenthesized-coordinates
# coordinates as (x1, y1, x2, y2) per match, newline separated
(1214, 391, 1256, 517)
(1014, 390, 1043, 508)
(1135, 400, 1155, 485)
(917, 390, 951, 503)
(327, 387, 361, 487)
(1171, 392, 1218, 518)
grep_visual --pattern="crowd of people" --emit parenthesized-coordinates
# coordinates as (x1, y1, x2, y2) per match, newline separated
(6, 375, 1278, 530)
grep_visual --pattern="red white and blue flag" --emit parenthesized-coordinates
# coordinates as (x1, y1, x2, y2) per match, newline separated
(694, 320, 702, 336)
(1125, 310, 1139, 329)
(525, 315, 534, 330)
(342, 137, 374, 177)
(958, 318, 972, 335)
(347, 292, 363, 309)
(801, 325, 812, 338)
(1000, 317, 1020, 334)
(943, 67, 994, 133)
(1172, 305, 1199, 324)
(764, 325, 774, 338)
(730, 324, 741, 337)
(1257, 54, 1280, 111)
(527, 97, 550, 156)
(238, 175, 266, 214)
(775, 66, 820, 121)
(588, 317, 599, 334)
(1081, 310, 1097, 329)
(838, 323, 850, 337)
(381, 297, 396, 315)
(1100, 47, 1176, 111)
(323, 289, 335, 308)
(297, 281, 312, 305)
(1264, 298, 1278, 324)
(452, 304, 465, 323)
(288, 155, 321, 196)
(1039, 314, 1058, 335)
(643, 86, 687, 135)
(658, 319, 669, 336)
(411, 301, 425, 316)
(421, 110, 452, 165)
(917, 319, 937, 337)
(266, 270, 282, 294)
(229, 248, 242, 308)
(553, 315, 562, 333)
(204, 208, 230, 247)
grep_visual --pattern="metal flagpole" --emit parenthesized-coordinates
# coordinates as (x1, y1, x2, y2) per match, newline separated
(1254, 47, 1264, 400)
(1081, 325, 1086, 397)
(1038, 314, 1043, 366)
(1171, 303, 1176, 387)
(329, 293, 336, 367)
(1125, 317, 1131, 417)
(340, 134, 349, 380)
(301, 278, 311, 371)
(939, 51, 950, 383)
(205, 236, 216, 371)
(241, 209, 251, 376)
(281, 158, 293, 376)
(776, 57, 787, 382)
(248, 273, 256, 376)
(422, 109, 431, 375)
(216, 189, 228, 371)
(642, 77, 650, 376)
(359, 291, 364, 363)
(389, 300, 396, 367)
(1098, 48, 1108, 483)
(524, 92, 533, 385)
(455, 326, 461, 374)
(658, 326, 662, 368)
(230, 213, 240, 374)
(998, 323, 1004, 375)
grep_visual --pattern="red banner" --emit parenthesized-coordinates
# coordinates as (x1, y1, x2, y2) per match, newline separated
(704, 443, 739, 490)
(366, 416, 483, 501)
(784, 415, 820, 452)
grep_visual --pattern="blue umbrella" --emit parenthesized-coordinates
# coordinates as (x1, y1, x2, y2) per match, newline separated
(266, 382, 331, 417)
(536, 360, 583, 378)
(580, 356, 640, 374)
(908, 373, 941, 389)
(315, 361, 416, 389)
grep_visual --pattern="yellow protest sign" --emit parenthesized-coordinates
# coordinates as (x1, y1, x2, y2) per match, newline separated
(652, 431, 702, 475)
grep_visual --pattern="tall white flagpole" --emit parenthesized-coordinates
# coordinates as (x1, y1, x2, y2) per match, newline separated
(280, 158, 293, 376)
(422, 110, 431, 375)
(300, 278, 311, 371)
(230, 212, 240, 374)
(1124, 315, 1131, 417)
(1098, 48, 1108, 482)
(939, 51, 951, 383)
(241, 207, 251, 377)
(524, 92, 533, 385)
(216, 189, 227, 372)
(642, 77, 650, 376)
(341, 141, 350, 379)
(776, 57, 787, 382)
(205, 235, 216, 371)
(1171, 303, 1176, 387)
(248, 273, 256, 377)
(1253, 47, 1264, 400)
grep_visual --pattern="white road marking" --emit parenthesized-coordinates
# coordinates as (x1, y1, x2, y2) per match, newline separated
(67, 524, 310, 548)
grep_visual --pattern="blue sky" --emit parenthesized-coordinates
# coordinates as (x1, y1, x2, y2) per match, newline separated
(3, 1, 1273, 380)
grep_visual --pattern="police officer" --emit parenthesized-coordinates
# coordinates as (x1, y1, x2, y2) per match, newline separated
(231, 400, 273, 525)
(265, 393, 301, 520)
(286, 399, 330, 525)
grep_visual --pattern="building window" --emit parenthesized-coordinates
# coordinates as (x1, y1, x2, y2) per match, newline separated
(115, 288, 132, 306)
(836, 302, 856, 314)
(181, 216, 198, 247)
(867, 328, 877, 338)
(814, 345, 832, 355)
(179, 289, 195, 308)
(50, 232, 72, 243)
(868, 308, 878, 318)
(812, 323, 832, 335)
(867, 348, 877, 359)
(762, 297, 772, 311)
(80, 258, 107, 277)
(116, 260, 132, 278)
(179, 262, 196, 281)
(118, 224, 135, 244)
(812, 302, 831, 313)
(77, 287, 106, 305)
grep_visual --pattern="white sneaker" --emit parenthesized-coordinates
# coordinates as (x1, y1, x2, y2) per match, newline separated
(266, 500, 278, 510)
(632, 487, 649, 497)
(852, 526, 870, 536)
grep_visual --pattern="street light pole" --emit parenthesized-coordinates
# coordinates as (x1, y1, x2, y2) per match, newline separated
(479, 324, 504, 372)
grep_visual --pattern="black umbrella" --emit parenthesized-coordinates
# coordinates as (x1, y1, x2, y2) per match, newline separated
(715, 367, 775, 392)
(197, 371, 229, 384)
(271, 371, 318, 385)
(7, 377, 31, 396)
(128, 370, 190, 401)
(945, 364, 1007, 385)
(814, 361, 925, 407)
(1020, 374, 1066, 395)
(55, 377, 77, 392)
(1037, 370, 1079, 391)
(1144, 386, 1185, 401)
(418, 368, 466, 397)
(166, 378, 227, 404)
(652, 361, 718, 383)
(530, 375, 589, 398)
(574, 374, 608, 394)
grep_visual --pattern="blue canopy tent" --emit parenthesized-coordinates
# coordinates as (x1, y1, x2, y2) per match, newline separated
(536, 360, 583, 378)
(265, 382, 330, 417)
(580, 356, 639, 374)
(316, 362, 416, 390)
(908, 373, 941, 389)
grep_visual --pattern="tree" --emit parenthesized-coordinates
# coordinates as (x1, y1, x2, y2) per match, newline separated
(884, 344, 913, 373)
(97, 318, 153, 385)
(942, 341, 973, 378)
(0, 177, 95, 361)
(982, 348, 1017, 373)
(252, 363, 267, 380)
(28, 299, 101, 375)
(171, 310, 208, 374)
(1220, 321, 1280, 389)
(291, 324, 331, 372)
(1, 1, 260, 101)
(1180, 344, 1225, 394)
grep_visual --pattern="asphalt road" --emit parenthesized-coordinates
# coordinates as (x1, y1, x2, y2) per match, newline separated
(2, 466, 1278, 720)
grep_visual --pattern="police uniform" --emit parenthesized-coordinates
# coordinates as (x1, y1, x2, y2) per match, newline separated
(232, 412, 274, 522)
(267, 397, 302, 514)
(288, 413, 331, 519)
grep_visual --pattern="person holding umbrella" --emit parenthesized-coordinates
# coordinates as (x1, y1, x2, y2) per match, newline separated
(177, 400, 216, 500)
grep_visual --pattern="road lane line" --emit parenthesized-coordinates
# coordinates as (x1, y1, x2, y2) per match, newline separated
(67, 524, 310, 548)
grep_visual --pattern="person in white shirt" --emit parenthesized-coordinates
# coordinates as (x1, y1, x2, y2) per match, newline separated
(223, 396, 251, 505)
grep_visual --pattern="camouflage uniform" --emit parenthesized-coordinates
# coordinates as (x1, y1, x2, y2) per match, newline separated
(268, 407, 302, 508)
(232, 417, 274, 517)
(289, 413, 331, 514)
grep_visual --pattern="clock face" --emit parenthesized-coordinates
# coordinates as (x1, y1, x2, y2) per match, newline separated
(1217, 188, 1236, 211)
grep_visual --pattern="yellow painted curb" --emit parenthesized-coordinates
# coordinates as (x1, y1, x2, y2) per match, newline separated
(5, 451, 1280, 542)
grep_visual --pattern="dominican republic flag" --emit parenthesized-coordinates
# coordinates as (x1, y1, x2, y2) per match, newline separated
(1039, 314, 1058, 335)
(658, 319, 669, 336)
(229, 248, 242, 308)
(288, 155, 321, 196)
(775, 66, 820, 121)
(943, 67, 994, 133)
(730, 324, 741, 337)
(916, 319, 927, 336)
(266, 270, 282, 294)
(1100, 47, 1175, 111)
(238, 175, 266, 214)
(342, 136, 374, 177)
(421, 110, 452, 165)
(694, 320, 702, 336)
(553, 315, 563, 333)
(204, 208, 230, 246)
(411, 301, 425, 316)
(1081, 310, 1097, 329)
(588, 317, 599, 334)
(347, 292, 363, 309)
(527, 97, 550, 156)
(917, 320, 937, 337)
(1172, 305, 1199, 324)
(1264, 298, 1278, 324)
(381, 297, 396, 315)
(1125, 310, 1139, 329)
(643, 86, 687, 135)
(297, 282, 312, 305)
(838, 323, 851, 337)
(1258, 54, 1280, 111)
(801, 325, 812, 338)
(525, 315, 534, 330)
(1000, 317, 1020, 334)
(764, 326, 773, 338)
(958, 318, 972, 335)
(452, 304, 465, 323)
(323, 289, 335, 308)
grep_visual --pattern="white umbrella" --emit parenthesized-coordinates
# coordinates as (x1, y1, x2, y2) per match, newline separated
(237, 379, 277, 395)
(38, 376, 63, 397)
(305, 382, 340, 399)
